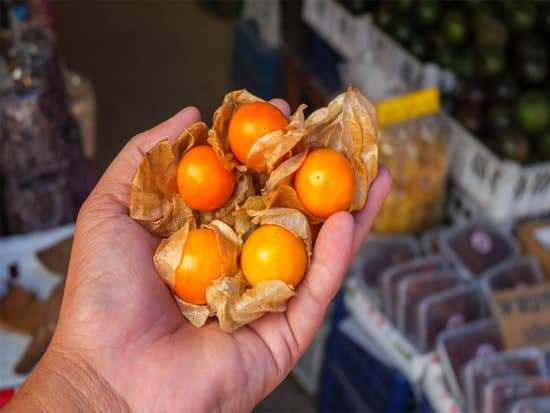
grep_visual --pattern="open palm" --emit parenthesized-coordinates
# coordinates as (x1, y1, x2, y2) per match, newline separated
(24, 103, 391, 412)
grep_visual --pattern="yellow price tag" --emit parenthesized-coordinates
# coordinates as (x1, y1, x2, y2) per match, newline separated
(376, 88, 441, 128)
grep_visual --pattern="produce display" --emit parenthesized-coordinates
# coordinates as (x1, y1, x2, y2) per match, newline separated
(463, 348, 546, 413)
(372, 0, 550, 163)
(129, 87, 378, 331)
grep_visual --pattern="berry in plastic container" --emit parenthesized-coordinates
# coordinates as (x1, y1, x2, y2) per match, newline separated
(421, 226, 448, 255)
(463, 348, 546, 413)
(439, 222, 519, 278)
(483, 377, 550, 413)
(482, 256, 544, 294)
(380, 255, 448, 322)
(437, 319, 503, 405)
(355, 235, 421, 287)
(396, 270, 463, 341)
(416, 283, 484, 352)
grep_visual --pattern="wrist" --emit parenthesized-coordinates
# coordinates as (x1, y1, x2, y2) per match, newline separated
(6, 344, 130, 412)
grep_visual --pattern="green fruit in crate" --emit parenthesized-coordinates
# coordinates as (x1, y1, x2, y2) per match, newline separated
(497, 128, 530, 163)
(491, 76, 519, 102)
(519, 57, 547, 85)
(391, 19, 414, 47)
(434, 47, 454, 69)
(514, 35, 547, 62)
(459, 80, 486, 106)
(416, 0, 440, 28)
(455, 50, 476, 79)
(517, 92, 550, 133)
(392, 0, 413, 14)
(409, 34, 429, 60)
(456, 106, 483, 135)
(534, 129, 550, 159)
(506, 2, 536, 33)
(541, 5, 550, 36)
(442, 10, 467, 46)
(374, 4, 393, 30)
(475, 15, 508, 48)
(479, 48, 506, 78)
(488, 103, 514, 131)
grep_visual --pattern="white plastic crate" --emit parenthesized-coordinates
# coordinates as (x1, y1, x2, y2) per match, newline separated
(302, 0, 370, 61)
(242, 0, 281, 48)
(292, 313, 330, 396)
(0, 224, 74, 391)
(447, 114, 550, 222)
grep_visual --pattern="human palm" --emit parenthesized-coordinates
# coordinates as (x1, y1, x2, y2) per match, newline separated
(12, 103, 391, 413)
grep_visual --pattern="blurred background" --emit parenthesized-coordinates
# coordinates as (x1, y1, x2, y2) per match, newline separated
(2, 1, 550, 412)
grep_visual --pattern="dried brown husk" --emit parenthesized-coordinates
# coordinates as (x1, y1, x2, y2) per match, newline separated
(212, 89, 309, 173)
(129, 122, 210, 237)
(206, 274, 295, 332)
(303, 86, 379, 211)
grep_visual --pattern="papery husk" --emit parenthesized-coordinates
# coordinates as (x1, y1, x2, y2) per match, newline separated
(129, 122, 210, 237)
(233, 195, 265, 239)
(246, 104, 308, 173)
(206, 274, 295, 332)
(153, 219, 240, 328)
(199, 172, 255, 227)
(248, 207, 313, 258)
(212, 89, 309, 173)
(303, 86, 379, 211)
(229, 280, 295, 329)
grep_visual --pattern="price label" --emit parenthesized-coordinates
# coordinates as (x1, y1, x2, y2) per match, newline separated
(376, 88, 441, 128)
(491, 283, 550, 350)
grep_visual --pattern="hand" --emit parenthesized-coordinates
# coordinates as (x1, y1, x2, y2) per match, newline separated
(8, 102, 391, 412)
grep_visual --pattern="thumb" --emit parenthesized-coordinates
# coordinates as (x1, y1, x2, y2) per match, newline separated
(286, 211, 355, 353)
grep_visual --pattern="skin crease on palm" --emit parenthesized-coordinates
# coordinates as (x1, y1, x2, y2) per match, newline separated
(6, 100, 392, 413)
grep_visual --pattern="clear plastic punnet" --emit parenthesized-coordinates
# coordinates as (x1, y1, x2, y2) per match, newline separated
(380, 255, 448, 322)
(463, 348, 546, 413)
(481, 256, 544, 295)
(439, 221, 519, 279)
(416, 283, 484, 353)
(483, 377, 550, 413)
(437, 319, 503, 406)
(396, 270, 463, 340)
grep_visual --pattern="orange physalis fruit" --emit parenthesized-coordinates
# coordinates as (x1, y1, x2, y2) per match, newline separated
(294, 148, 355, 219)
(241, 224, 307, 287)
(174, 228, 222, 305)
(228, 102, 288, 166)
(177, 145, 235, 211)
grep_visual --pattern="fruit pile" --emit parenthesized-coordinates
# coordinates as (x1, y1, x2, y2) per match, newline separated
(129, 88, 378, 331)
(373, 0, 550, 163)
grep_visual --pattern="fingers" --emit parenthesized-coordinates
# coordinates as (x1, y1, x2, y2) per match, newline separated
(351, 164, 392, 257)
(269, 98, 291, 117)
(285, 211, 355, 354)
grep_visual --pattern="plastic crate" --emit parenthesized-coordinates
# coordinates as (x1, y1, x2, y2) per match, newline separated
(231, 19, 284, 100)
(318, 294, 416, 412)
